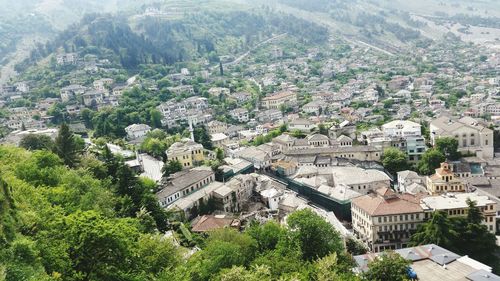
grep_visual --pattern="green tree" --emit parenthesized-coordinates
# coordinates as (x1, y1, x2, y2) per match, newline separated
(316, 253, 360, 281)
(382, 147, 408, 176)
(150, 109, 163, 129)
(363, 251, 411, 281)
(435, 137, 460, 160)
(417, 148, 445, 175)
(214, 265, 271, 281)
(54, 123, 80, 167)
(410, 211, 457, 249)
(19, 134, 55, 151)
(162, 160, 183, 177)
(287, 209, 344, 260)
(318, 124, 328, 136)
(247, 221, 284, 252)
(37, 210, 141, 281)
(194, 126, 213, 150)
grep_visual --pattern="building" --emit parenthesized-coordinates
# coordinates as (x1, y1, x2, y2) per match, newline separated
(430, 116, 494, 159)
(352, 188, 426, 251)
(60, 85, 86, 102)
(206, 120, 228, 135)
(166, 139, 205, 168)
(230, 108, 249, 123)
(157, 167, 214, 208)
(213, 174, 254, 213)
(191, 215, 240, 233)
(261, 91, 297, 110)
(420, 193, 497, 233)
(397, 170, 425, 194)
(125, 124, 151, 139)
(354, 244, 500, 281)
(211, 133, 229, 148)
(235, 147, 271, 170)
(208, 87, 230, 98)
(82, 90, 104, 107)
(426, 162, 466, 195)
(288, 118, 316, 133)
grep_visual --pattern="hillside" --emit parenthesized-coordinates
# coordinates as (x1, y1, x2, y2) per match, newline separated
(17, 9, 328, 71)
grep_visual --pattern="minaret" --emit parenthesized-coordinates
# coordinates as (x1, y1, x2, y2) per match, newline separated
(188, 118, 195, 141)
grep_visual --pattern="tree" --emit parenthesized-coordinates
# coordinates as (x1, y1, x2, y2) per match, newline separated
(54, 123, 80, 167)
(286, 209, 344, 260)
(37, 210, 141, 281)
(316, 253, 360, 281)
(363, 251, 411, 281)
(318, 124, 328, 136)
(215, 265, 271, 281)
(194, 126, 213, 150)
(215, 147, 225, 162)
(346, 238, 368, 256)
(410, 211, 457, 249)
(417, 148, 445, 175)
(247, 221, 284, 252)
(150, 109, 163, 129)
(382, 147, 408, 176)
(162, 160, 183, 177)
(19, 134, 55, 151)
(435, 137, 460, 160)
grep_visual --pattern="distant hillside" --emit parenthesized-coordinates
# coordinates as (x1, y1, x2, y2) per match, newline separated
(18, 10, 329, 71)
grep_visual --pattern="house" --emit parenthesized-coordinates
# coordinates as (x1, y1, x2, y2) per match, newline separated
(329, 120, 356, 139)
(125, 124, 151, 140)
(430, 116, 494, 159)
(157, 167, 215, 208)
(191, 215, 240, 233)
(307, 134, 330, 147)
(261, 91, 297, 110)
(213, 174, 254, 213)
(235, 147, 271, 170)
(211, 133, 229, 148)
(82, 90, 104, 107)
(289, 118, 316, 133)
(229, 92, 251, 104)
(60, 85, 86, 102)
(206, 121, 228, 135)
(230, 108, 249, 123)
(166, 139, 205, 168)
(208, 87, 230, 98)
(257, 109, 283, 123)
(397, 170, 424, 193)
(302, 101, 324, 115)
(93, 78, 114, 91)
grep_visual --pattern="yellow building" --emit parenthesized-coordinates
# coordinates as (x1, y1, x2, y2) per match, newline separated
(166, 139, 205, 168)
(426, 162, 466, 195)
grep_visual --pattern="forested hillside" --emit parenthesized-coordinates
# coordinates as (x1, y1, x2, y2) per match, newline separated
(18, 10, 328, 71)
(0, 141, 373, 281)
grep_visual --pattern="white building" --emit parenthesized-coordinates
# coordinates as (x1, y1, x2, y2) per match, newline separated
(125, 124, 151, 139)
(430, 116, 494, 159)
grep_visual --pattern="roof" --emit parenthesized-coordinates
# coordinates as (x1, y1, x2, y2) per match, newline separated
(352, 191, 423, 216)
(191, 215, 236, 232)
(307, 134, 329, 142)
(354, 244, 500, 280)
(157, 168, 214, 198)
(262, 91, 296, 101)
(421, 193, 495, 210)
(431, 116, 492, 134)
(284, 145, 380, 156)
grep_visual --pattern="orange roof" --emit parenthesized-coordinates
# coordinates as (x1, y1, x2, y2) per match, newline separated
(352, 192, 423, 216)
(191, 215, 236, 232)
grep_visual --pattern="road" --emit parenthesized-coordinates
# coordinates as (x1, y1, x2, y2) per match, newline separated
(213, 33, 287, 71)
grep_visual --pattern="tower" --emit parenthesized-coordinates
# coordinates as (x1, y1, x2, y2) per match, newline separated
(188, 118, 195, 142)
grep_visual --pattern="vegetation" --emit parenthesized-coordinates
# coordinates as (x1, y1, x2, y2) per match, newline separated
(411, 200, 500, 273)
(362, 251, 411, 281)
(382, 147, 409, 176)
(417, 148, 445, 175)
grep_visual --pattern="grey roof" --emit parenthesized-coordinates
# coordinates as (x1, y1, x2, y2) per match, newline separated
(157, 169, 214, 198)
(467, 270, 500, 281)
(395, 248, 425, 261)
(284, 145, 379, 156)
(430, 252, 460, 265)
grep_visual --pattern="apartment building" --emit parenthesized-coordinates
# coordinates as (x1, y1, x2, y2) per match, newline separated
(352, 188, 425, 251)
